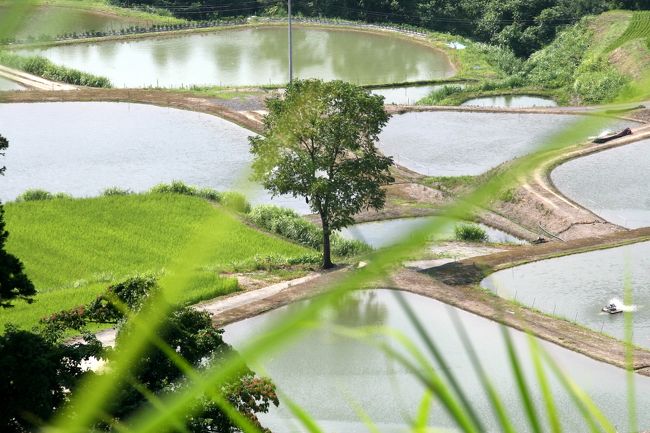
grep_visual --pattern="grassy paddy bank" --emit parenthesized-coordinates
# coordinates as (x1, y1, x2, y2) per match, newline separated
(1, 192, 312, 329)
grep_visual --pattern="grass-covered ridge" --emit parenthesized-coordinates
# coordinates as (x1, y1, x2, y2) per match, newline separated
(1, 192, 311, 329)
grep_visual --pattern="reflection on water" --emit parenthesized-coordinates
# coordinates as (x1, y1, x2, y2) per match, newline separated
(0, 102, 308, 213)
(0, 76, 24, 91)
(225, 289, 650, 433)
(371, 84, 446, 105)
(339, 217, 523, 248)
(552, 138, 650, 228)
(21, 27, 455, 87)
(378, 112, 626, 176)
(0, 5, 146, 39)
(462, 95, 557, 108)
(482, 241, 650, 347)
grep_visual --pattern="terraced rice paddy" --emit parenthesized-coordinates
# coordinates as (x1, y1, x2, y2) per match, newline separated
(0, 193, 311, 330)
(19, 26, 455, 87)
(482, 241, 650, 347)
(225, 289, 650, 433)
(552, 138, 650, 228)
(461, 95, 557, 108)
(0, 102, 309, 213)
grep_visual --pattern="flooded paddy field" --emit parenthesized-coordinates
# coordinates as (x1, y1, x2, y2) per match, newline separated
(225, 289, 650, 433)
(0, 102, 309, 213)
(482, 241, 650, 347)
(339, 216, 523, 248)
(552, 138, 650, 229)
(378, 112, 584, 176)
(461, 95, 557, 108)
(0, 76, 24, 91)
(0, 5, 148, 39)
(18, 26, 455, 87)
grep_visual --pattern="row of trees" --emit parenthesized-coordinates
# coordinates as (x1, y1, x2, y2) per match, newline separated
(111, 0, 649, 56)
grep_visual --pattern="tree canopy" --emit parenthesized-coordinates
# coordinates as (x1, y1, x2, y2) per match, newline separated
(250, 79, 393, 268)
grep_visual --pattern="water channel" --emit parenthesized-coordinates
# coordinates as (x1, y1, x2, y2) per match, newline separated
(20, 26, 456, 87)
(225, 289, 650, 433)
(0, 102, 309, 213)
(0, 76, 24, 91)
(552, 138, 650, 229)
(482, 241, 650, 348)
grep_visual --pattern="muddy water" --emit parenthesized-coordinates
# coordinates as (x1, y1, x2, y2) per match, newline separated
(339, 217, 523, 248)
(551, 139, 650, 228)
(0, 102, 308, 213)
(0, 76, 24, 91)
(0, 5, 146, 39)
(225, 289, 650, 433)
(462, 95, 557, 108)
(482, 241, 650, 348)
(21, 26, 455, 87)
(378, 112, 583, 176)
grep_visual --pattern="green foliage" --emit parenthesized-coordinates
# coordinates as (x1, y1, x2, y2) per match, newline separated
(0, 193, 309, 329)
(109, 307, 279, 433)
(454, 223, 488, 242)
(221, 191, 251, 213)
(0, 325, 102, 433)
(102, 186, 132, 196)
(250, 79, 392, 268)
(149, 181, 221, 202)
(0, 51, 111, 87)
(248, 205, 371, 258)
(15, 189, 72, 202)
(86, 275, 157, 323)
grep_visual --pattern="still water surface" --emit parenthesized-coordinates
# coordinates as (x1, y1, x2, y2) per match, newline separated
(482, 242, 650, 347)
(22, 26, 455, 87)
(461, 95, 557, 108)
(372, 84, 447, 105)
(225, 289, 650, 433)
(339, 217, 522, 248)
(378, 112, 582, 176)
(552, 139, 650, 228)
(0, 6, 146, 39)
(0, 102, 308, 213)
(0, 76, 24, 91)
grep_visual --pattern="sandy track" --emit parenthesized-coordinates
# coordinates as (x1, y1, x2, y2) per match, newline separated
(0, 65, 76, 90)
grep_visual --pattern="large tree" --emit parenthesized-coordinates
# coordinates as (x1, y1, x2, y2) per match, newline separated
(250, 79, 394, 269)
(0, 134, 35, 307)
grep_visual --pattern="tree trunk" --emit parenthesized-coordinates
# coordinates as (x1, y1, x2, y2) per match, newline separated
(320, 214, 334, 269)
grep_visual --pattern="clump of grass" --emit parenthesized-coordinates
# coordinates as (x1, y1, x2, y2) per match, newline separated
(0, 51, 111, 88)
(102, 186, 132, 196)
(248, 205, 371, 257)
(454, 223, 488, 242)
(15, 189, 71, 202)
(221, 191, 251, 213)
(149, 181, 221, 202)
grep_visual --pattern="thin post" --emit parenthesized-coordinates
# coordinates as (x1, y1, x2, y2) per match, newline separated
(288, 0, 293, 83)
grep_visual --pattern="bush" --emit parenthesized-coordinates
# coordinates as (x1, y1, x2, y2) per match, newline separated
(248, 205, 371, 257)
(86, 275, 157, 323)
(15, 189, 71, 202)
(221, 191, 251, 213)
(102, 186, 132, 196)
(149, 181, 221, 202)
(454, 223, 488, 242)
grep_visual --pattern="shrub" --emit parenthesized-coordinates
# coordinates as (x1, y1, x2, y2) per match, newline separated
(86, 275, 157, 323)
(16, 189, 53, 202)
(102, 186, 132, 196)
(454, 223, 488, 242)
(149, 181, 222, 202)
(248, 205, 371, 257)
(15, 189, 72, 202)
(221, 191, 251, 213)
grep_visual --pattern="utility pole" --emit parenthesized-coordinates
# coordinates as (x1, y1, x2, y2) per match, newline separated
(288, 0, 293, 83)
